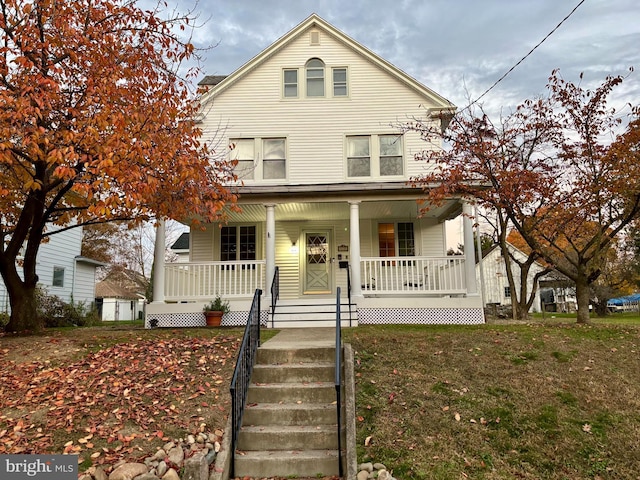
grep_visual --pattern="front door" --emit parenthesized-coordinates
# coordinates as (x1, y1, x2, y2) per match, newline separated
(304, 231, 331, 294)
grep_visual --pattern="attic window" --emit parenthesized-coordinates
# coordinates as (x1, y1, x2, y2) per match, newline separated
(306, 58, 325, 97)
(310, 30, 320, 45)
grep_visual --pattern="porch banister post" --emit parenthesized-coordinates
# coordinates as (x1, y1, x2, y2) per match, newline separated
(152, 218, 166, 304)
(462, 201, 479, 295)
(265, 204, 276, 300)
(349, 201, 362, 298)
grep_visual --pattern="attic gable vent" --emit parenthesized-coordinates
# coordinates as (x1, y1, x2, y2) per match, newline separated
(310, 30, 320, 45)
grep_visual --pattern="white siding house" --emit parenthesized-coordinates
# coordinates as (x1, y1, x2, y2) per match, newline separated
(476, 243, 546, 313)
(0, 226, 104, 313)
(147, 14, 484, 328)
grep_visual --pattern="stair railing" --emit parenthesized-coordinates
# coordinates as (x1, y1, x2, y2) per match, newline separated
(346, 265, 353, 327)
(270, 266, 279, 328)
(229, 288, 262, 479)
(335, 287, 344, 478)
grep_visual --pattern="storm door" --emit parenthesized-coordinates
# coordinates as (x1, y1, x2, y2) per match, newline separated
(304, 231, 331, 294)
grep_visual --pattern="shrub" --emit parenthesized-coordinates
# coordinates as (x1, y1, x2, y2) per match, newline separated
(36, 287, 99, 328)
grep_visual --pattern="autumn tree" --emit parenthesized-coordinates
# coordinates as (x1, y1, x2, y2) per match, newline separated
(410, 70, 640, 324)
(0, 0, 237, 332)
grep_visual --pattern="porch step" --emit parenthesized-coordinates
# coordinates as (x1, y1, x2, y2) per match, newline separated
(243, 402, 337, 426)
(233, 450, 340, 478)
(247, 382, 337, 404)
(252, 362, 334, 383)
(237, 425, 338, 450)
(234, 339, 343, 478)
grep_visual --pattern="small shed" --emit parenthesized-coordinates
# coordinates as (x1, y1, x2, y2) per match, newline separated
(96, 269, 147, 321)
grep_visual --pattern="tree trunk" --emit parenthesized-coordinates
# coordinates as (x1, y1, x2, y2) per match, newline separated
(4, 281, 41, 333)
(575, 276, 591, 324)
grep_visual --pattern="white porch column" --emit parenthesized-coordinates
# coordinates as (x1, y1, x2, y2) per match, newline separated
(349, 201, 363, 298)
(265, 204, 276, 297)
(152, 218, 165, 303)
(463, 201, 479, 296)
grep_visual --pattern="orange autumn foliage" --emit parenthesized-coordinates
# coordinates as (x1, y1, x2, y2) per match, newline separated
(0, 0, 237, 332)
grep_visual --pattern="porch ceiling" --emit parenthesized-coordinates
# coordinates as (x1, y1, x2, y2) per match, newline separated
(223, 199, 461, 223)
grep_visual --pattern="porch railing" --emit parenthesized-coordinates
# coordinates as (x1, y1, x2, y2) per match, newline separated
(360, 256, 466, 294)
(164, 261, 265, 301)
(229, 288, 262, 479)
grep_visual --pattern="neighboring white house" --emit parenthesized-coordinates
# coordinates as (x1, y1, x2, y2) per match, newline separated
(147, 14, 484, 328)
(476, 243, 547, 313)
(0, 225, 104, 313)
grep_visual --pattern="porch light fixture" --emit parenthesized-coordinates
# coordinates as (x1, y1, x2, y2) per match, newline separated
(290, 241, 299, 254)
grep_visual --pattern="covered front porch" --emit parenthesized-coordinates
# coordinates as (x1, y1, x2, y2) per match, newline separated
(146, 187, 484, 327)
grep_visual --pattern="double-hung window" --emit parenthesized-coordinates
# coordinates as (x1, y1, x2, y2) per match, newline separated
(332, 68, 347, 96)
(347, 136, 370, 177)
(379, 135, 403, 176)
(263, 138, 286, 179)
(283, 69, 298, 98)
(230, 139, 255, 180)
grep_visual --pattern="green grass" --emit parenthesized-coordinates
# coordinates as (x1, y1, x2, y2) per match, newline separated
(344, 322, 640, 479)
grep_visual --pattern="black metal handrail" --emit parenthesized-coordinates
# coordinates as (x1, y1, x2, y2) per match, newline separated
(346, 265, 352, 327)
(270, 266, 279, 328)
(335, 287, 344, 478)
(229, 288, 262, 479)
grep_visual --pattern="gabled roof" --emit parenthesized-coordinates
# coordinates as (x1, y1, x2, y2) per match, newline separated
(199, 13, 456, 119)
(96, 268, 147, 300)
(171, 232, 189, 251)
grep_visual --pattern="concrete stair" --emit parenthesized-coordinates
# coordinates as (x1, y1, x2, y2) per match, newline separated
(270, 299, 357, 328)
(234, 342, 342, 478)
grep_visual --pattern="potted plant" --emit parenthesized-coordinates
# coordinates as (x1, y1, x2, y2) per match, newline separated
(203, 295, 230, 327)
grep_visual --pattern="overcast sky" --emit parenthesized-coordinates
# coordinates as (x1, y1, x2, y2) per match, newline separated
(180, 0, 639, 119)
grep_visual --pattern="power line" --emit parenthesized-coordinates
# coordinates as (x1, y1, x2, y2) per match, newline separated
(463, 0, 587, 111)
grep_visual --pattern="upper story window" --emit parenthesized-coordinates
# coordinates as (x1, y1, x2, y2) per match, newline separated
(263, 138, 286, 179)
(306, 58, 325, 97)
(379, 135, 403, 176)
(283, 69, 298, 98)
(230, 139, 255, 180)
(346, 134, 404, 178)
(347, 136, 370, 177)
(333, 68, 347, 96)
(230, 137, 286, 180)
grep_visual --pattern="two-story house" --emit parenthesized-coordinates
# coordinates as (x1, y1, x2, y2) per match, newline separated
(146, 14, 484, 328)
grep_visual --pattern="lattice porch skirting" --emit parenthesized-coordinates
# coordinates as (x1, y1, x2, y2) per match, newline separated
(145, 311, 269, 329)
(357, 307, 485, 325)
(146, 308, 483, 328)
